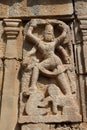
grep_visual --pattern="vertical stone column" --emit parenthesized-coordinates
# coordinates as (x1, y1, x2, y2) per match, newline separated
(74, 16, 87, 122)
(75, 1, 87, 124)
(79, 18, 87, 122)
(0, 20, 4, 115)
(79, 18, 87, 73)
(0, 19, 21, 130)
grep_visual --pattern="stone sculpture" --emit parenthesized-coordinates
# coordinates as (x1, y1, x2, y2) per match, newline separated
(19, 19, 81, 123)
(0, 1, 87, 130)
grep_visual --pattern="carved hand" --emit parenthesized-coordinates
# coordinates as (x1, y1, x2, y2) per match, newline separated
(64, 56, 70, 64)
(30, 19, 37, 28)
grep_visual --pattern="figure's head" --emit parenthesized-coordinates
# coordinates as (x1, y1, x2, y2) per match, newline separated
(44, 24, 55, 42)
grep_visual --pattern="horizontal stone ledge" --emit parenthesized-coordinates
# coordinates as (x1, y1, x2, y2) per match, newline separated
(0, 0, 73, 17)
(77, 16, 87, 20)
(18, 115, 82, 124)
(3, 19, 21, 22)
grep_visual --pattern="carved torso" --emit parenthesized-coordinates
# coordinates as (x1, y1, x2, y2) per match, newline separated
(38, 40, 56, 59)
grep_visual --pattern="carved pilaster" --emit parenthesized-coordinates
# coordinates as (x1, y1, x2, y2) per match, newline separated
(0, 21, 4, 116)
(0, 19, 21, 130)
(79, 18, 87, 73)
(80, 18, 87, 122)
(4, 19, 21, 59)
(74, 17, 87, 122)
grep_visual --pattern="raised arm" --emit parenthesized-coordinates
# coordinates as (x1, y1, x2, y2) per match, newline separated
(26, 25, 40, 46)
(55, 23, 67, 45)
(56, 30, 66, 45)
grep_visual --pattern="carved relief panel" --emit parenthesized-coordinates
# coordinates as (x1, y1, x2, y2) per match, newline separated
(0, 1, 87, 130)
(19, 19, 82, 124)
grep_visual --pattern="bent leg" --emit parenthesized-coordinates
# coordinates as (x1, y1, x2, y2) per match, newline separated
(56, 73, 71, 95)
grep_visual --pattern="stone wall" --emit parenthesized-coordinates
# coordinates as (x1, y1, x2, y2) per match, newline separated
(0, 1, 87, 130)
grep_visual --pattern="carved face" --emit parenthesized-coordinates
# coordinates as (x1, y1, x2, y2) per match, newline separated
(44, 24, 55, 42)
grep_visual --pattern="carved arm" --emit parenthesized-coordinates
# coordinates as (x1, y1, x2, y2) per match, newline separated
(58, 46, 70, 64)
(39, 65, 59, 78)
(55, 21, 68, 46)
(55, 29, 66, 45)
(26, 25, 40, 46)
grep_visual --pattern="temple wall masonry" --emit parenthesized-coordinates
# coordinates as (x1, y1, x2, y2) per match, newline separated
(0, 1, 87, 130)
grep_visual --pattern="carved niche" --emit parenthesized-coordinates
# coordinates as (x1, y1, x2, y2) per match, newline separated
(19, 19, 81, 123)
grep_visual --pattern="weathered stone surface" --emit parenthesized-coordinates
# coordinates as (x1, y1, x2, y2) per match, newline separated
(0, 0, 73, 18)
(73, 18, 87, 74)
(0, 1, 87, 130)
(22, 123, 85, 130)
(19, 19, 81, 124)
(79, 19, 87, 74)
(0, 59, 20, 130)
(4, 19, 22, 59)
(0, 2, 8, 17)
(73, 16, 87, 122)
(22, 124, 50, 130)
(0, 59, 3, 114)
(0, 19, 21, 130)
(0, 21, 5, 58)
(75, 44, 84, 74)
(78, 75, 87, 122)
(75, 0, 87, 17)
